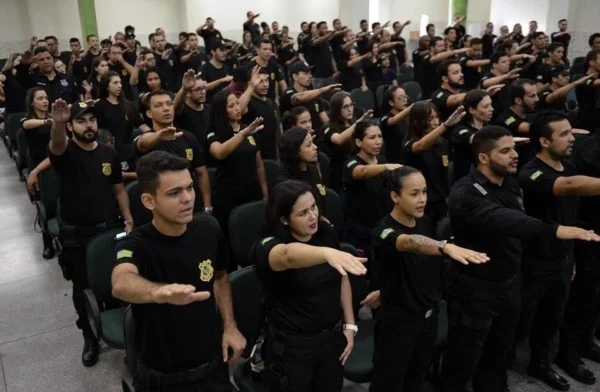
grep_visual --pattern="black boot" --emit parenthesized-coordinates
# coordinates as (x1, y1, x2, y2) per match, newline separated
(42, 247, 55, 259)
(42, 233, 55, 260)
(82, 336, 99, 367)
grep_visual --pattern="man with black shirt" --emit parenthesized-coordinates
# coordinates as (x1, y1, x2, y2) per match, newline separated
(152, 34, 177, 91)
(244, 11, 262, 44)
(521, 32, 548, 81)
(49, 99, 133, 367)
(391, 21, 410, 69)
(198, 17, 227, 53)
(174, 70, 210, 144)
(412, 36, 430, 86)
(311, 21, 341, 89)
(123, 33, 137, 66)
(112, 151, 245, 391)
(135, 89, 212, 213)
(551, 19, 571, 62)
(431, 60, 467, 122)
(131, 50, 158, 93)
(420, 39, 468, 105)
(280, 62, 337, 132)
(82, 34, 100, 77)
(480, 53, 522, 117)
(357, 20, 371, 55)
(246, 38, 287, 103)
(107, 44, 136, 100)
(426, 24, 436, 39)
(68, 38, 87, 86)
(589, 33, 600, 51)
(16, 47, 79, 104)
(441, 126, 600, 392)
(444, 27, 459, 50)
(98, 128, 137, 182)
(45, 35, 71, 66)
(536, 43, 565, 88)
(198, 43, 233, 104)
(330, 18, 345, 62)
(575, 49, 600, 132)
(180, 32, 207, 73)
(538, 69, 593, 113)
(458, 38, 490, 89)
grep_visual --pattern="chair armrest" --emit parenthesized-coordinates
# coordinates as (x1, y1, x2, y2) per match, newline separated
(83, 289, 103, 341)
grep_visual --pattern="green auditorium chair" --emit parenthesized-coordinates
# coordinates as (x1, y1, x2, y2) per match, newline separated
(126, 181, 153, 227)
(401, 81, 422, 103)
(83, 228, 127, 349)
(36, 169, 60, 239)
(228, 200, 266, 267)
(262, 159, 281, 192)
(323, 188, 345, 239)
(376, 84, 391, 114)
(318, 152, 331, 187)
(396, 73, 414, 86)
(16, 128, 29, 180)
(6, 111, 26, 158)
(435, 216, 452, 241)
(350, 88, 375, 112)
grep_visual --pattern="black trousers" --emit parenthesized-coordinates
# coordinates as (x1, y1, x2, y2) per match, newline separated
(515, 262, 571, 367)
(133, 361, 233, 392)
(370, 305, 438, 392)
(559, 241, 600, 365)
(262, 326, 345, 392)
(441, 273, 521, 392)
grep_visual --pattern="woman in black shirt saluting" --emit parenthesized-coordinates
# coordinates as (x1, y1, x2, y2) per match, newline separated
(253, 180, 367, 392)
(370, 166, 489, 392)
(380, 86, 413, 164)
(343, 121, 400, 267)
(403, 102, 465, 225)
(282, 106, 313, 134)
(207, 89, 268, 264)
(81, 57, 108, 101)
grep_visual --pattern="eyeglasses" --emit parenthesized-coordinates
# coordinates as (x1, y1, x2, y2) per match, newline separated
(342, 103, 355, 110)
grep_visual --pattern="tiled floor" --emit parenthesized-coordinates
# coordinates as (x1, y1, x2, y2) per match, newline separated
(0, 147, 599, 392)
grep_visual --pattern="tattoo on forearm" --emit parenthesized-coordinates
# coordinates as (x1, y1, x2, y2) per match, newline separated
(408, 235, 443, 253)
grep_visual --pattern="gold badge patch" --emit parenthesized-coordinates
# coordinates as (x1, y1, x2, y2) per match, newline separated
(271, 73, 275, 80)
(317, 184, 327, 196)
(199, 259, 214, 282)
(248, 136, 256, 146)
(185, 148, 193, 161)
(102, 162, 112, 176)
(442, 155, 449, 167)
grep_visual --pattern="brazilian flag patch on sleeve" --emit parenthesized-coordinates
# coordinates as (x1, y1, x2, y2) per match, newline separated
(117, 249, 133, 260)
(261, 237, 275, 246)
(380, 228, 395, 239)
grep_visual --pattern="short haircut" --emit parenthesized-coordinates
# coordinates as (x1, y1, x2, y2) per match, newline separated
(470, 37, 483, 46)
(426, 23, 435, 30)
(530, 111, 569, 152)
(438, 59, 460, 78)
(333, 18, 340, 24)
(187, 32, 197, 37)
(137, 151, 190, 195)
(100, 39, 112, 46)
(585, 49, 600, 68)
(360, 19, 367, 25)
(558, 19, 567, 24)
(140, 49, 154, 58)
(472, 125, 512, 160)
(392, 21, 400, 28)
(258, 38, 272, 48)
(444, 26, 457, 35)
(588, 33, 600, 48)
(317, 21, 327, 29)
(145, 89, 171, 106)
(532, 32, 545, 40)
(371, 22, 380, 30)
(547, 42, 564, 53)
(490, 51, 508, 65)
(148, 33, 156, 43)
(33, 47, 50, 56)
(44, 36, 58, 42)
(86, 34, 97, 42)
(509, 78, 536, 104)
(69, 37, 80, 44)
(429, 36, 444, 48)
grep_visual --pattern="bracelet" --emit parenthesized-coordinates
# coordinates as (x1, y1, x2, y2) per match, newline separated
(343, 324, 358, 336)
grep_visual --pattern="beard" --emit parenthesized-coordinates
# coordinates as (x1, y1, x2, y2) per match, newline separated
(490, 159, 515, 176)
(73, 128, 97, 144)
(449, 80, 464, 90)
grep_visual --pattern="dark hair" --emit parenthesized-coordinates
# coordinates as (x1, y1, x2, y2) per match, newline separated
(317, 21, 327, 29)
(87, 56, 106, 83)
(145, 66, 162, 80)
(258, 38, 272, 48)
(444, 27, 457, 36)
(496, 40, 516, 54)
(530, 111, 569, 152)
(438, 59, 460, 79)
(429, 36, 444, 48)
(301, 21, 308, 27)
(558, 18, 567, 24)
(360, 19, 367, 25)
(547, 42, 564, 53)
(25, 87, 47, 118)
(187, 32, 197, 38)
(282, 106, 310, 131)
(426, 23, 435, 31)
(588, 33, 600, 48)
(33, 47, 50, 56)
(472, 125, 512, 163)
(382, 85, 401, 114)
(144, 88, 171, 107)
(125, 25, 135, 33)
(470, 37, 482, 46)
(140, 49, 154, 58)
(260, 22, 269, 29)
(463, 89, 491, 125)
(532, 32, 545, 40)
(352, 121, 377, 151)
(386, 166, 422, 194)
(328, 91, 355, 128)
(279, 127, 312, 176)
(44, 35, 58, 42)
(407, 101, 437, 142)
(392, 21, 400, 29)
(208, 89, 236, 139)
(137, 151, 190, 195)
(148, 33, 156, 43)
(69, 37, 80, 44)
(490, 51, 508, 65)
(99, 71, 134, 116)
(86, 34, 97, 42)
(333, 18, 341, 24)
(97, 128, 113, 145)
(371, 22, 380, 30)
(509, 78, 536, 105)
(585, 49, 600, 68)
(260, 180, 321, 241)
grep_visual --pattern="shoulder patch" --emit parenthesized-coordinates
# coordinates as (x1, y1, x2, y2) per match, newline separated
(473, 183, 488, 196)
(381, 115, 388, 122)
(380, 228, 395, 240)
(285, 89, 294, 94)
(436, 91, 444, 99)
(117, 249, 133, 260)
(324, 126, 331, 135)
(346, 159, 358, 168)
(261, 237, 275, 246)
(206, 132, 215, 139)
(505, 116, 516, 126)
(458, 129, 469, 135)
(529, 170, 543, 181)
(424, 55, 430, 60)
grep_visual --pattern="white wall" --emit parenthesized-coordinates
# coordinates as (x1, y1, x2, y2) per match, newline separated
(490, 0, 549, 34)
(567, 0, 600, 59)
(388, 0, 450, 38)
(0, 0, 31, 42)
(466, 0, 492, 36)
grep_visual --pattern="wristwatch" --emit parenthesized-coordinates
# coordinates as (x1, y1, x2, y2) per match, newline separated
(438, 240, 448, 256)
(343, 324, 358, 336)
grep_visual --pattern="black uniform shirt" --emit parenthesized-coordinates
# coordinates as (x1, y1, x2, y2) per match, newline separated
(450, 123, 477, 183)
(323, 122, 353, 191)
(114, 217, 227, 372)
(431, 87, 464, 122)
(380, 115, 408, 164)
(20, 115, 51, 164)
(198, 62, 232, 104)
(180, 50, 207, 73)
(343, 155, 392, 228)
(402, 138, 450, 202)
(575, 76, 599, 131)
(573, 132, 600, 225)
(372, 215, 443, 313)
(279, 87, 327, 130)
(459, 55, 483, 90)
(135, 129, 206, 170)
(15, 63, 79, 104)
(518, 158, 578, 268)
(312, 41, 335, 78)
(412, 50, 425, 84)
(480, 72, 511, 119)
(254, 224, 342, 334)
(199, 29, 225, 53)
(246, 60, 286, 101)
(448, 167, 559, 281)
(420, 55, 439, 99)
(174, 104, 211, 146)
(49, 141, 122, 226)
(107, 62, 133, 100)
(538, 89, 567, 112)
(95, 99, 144, 146)
(242, 96, 279, 160)
(276, 164, 327, 215)
(494, 109, 535, 169)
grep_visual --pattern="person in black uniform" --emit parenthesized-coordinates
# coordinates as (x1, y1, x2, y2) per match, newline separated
(370, 166, 489, 392)
(174, 70, 210, 145)
(106, 43, 136, 100)
(538, 69, 593, 113)
(97, 128, 137, 182)
(310, 21, 340, 89)
(380, 86, 412, 164)
(112, 151, 245, 392)
(15, 48, 79, 104)
(343, 122, 399, 267)
(551, 19, 571, 62)
(430, 60, 466, 122)
(339, 47, 369, 93)
(253, 180, 367, 392)
(246, 38, 287, 103)
(198, 17, 227, 53)
(179, 32, 207, 73)
(441, 125, 600, 392)
(48, 99, 133, 366)
(575, 49, 600, 132)
(458, 38, 490, 90)
(81, 57, 109, 101)
(479, 52, 522, 119)
(419, 38, 468, 100)
(403, 103, 464, 225)
(282, 106, 313, 133)
(135, 89, 212, 213)
(412, 36, 430, 86)
(198, 42, 233, 104)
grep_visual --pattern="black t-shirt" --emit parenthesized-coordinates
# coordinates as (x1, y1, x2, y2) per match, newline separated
(402, 138, 450, 202)
(431, 87, 464, 122)
(279, 87, 327, 130)
(340, 62, 364, 92)
(520, 50, 547, 80)
(494, 109, 534, 169)
(2, 71, 27, 113)
(343, 155, 392, 228)
(206, 127, 259, 191)
(135, 129, 206, 170)
(15, 64, 79, 104)
(420, 55, 439, 99)
(48, 141, 122, 226)
(535, 63, 563, 85)
(82, 51, 99, 78)
(391, 36, 407, 65)
(108, 62, 133, 100)
(198, 62, 232, 104)
(199, 29, 225, 53)
(277, 164, 327, 215)
(518, 158, 578, 269)
(254, 225, 342, 334)
(20, 115, 51, 164)
(481, 34, 497, 59)
(458, 55, 483, 90)
(114, 218, 227, 372)
(412, 50, 426, 84)
(174, 104, 211, 146)
(362, 57, 382, 86)
(551, 32, 571, 57)
(538, 89, 567, 112)
(246, 60, 286, 101)
(299, 36, 314, 65)
(480, 72, 510, 119)
(380, 114, 408, 164)
(575, 76, 600, 131)
(71, 59, 87, 87)
(450, 123, 477, 183)
(95, 99, 143, 146)
(115, 143, 137, 174)
(180, 50, 208, 73)
(312, 41, 335, 78)
(322, 122, 354, 191)
(372, 215, 443, 313)
(242, 96, 279, 160)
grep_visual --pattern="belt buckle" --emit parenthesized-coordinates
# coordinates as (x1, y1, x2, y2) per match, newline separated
(425, 309, 433, 319)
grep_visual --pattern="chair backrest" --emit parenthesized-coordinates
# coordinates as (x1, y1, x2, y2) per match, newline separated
(341, 242, 370, 317)
(447, 161, 455, 187)
(123, 305, 137, 375)
(16, 128, 28, 170)
(86, 228, 123, 304)
(435, 216, 453, 241)
(228, 266, 263, 341)
(401, 81, 422, 103)
(350, 88, 375, 111)
(39, 169, 59, 219)
(126, 181, 153, 227)
(6, 112, 25, 149)
(262, 159, 281, 192)
(396, 73, 414, 86)
(318, 152, 331, 187)
(375, 84, 391, 114)
(229, 200, 266, 267)
(324, 188, 344, 239)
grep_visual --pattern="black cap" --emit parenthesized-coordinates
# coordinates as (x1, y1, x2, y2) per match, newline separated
(212, 41, 226, 51)
(125, 33, 136, 40)
(289, 61, 313, 74)
(70, 101, 96, 121)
